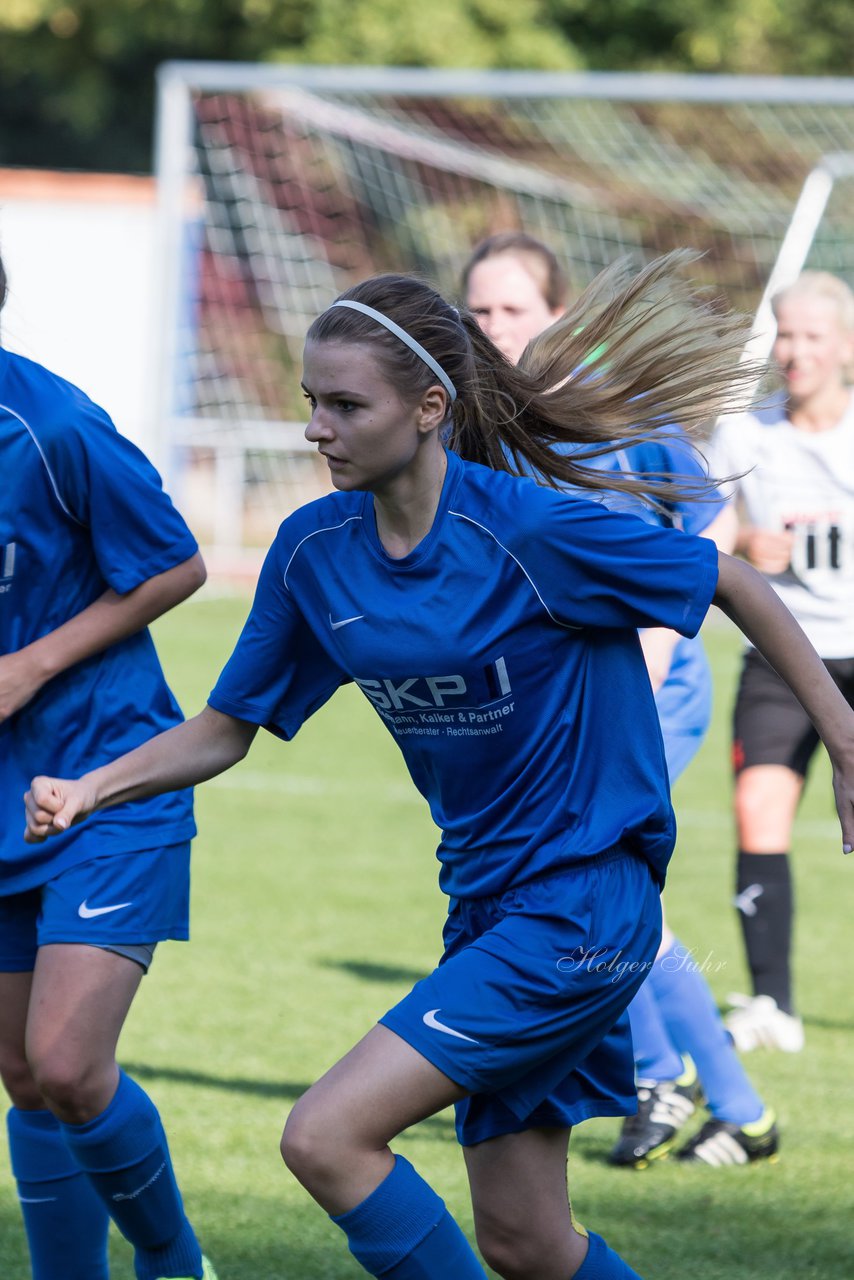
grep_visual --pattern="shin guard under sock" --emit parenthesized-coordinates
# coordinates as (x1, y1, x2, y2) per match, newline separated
(649, 940, 763, 1125)
(626, 976, 684, 1082)
(7, 1106, 110, 1280)
(60, 1070, 203, 1280)
(573, 1230, 643, 1279)
(331, 1154, 487, 1278)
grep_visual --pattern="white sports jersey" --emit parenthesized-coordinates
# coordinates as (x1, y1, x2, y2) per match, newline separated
(708, 394, 854, 657)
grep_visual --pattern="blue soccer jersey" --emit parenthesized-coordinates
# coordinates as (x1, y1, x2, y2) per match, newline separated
(1, 349, 197, 894)
(571, 435, 724, 744)
(210, 449, 718, 898)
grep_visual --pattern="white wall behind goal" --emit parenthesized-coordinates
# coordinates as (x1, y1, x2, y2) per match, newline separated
(0, 170, 160, 463)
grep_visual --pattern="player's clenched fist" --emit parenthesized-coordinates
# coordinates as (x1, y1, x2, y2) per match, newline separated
(24, 776, 92, 842)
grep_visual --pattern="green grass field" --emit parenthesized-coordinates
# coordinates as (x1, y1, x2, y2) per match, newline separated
(2, 595, 853, 1279)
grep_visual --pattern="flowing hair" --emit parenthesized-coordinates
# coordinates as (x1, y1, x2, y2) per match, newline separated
(307, 252, 758, 505)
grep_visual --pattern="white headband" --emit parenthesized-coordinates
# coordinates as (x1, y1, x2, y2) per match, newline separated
(330, 299, 457, 402)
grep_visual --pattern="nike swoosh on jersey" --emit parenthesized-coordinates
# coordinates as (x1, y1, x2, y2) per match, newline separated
(78, 900, 133, 919)
(422, 1008, 480, 1043)
(329, 613, 365, 630)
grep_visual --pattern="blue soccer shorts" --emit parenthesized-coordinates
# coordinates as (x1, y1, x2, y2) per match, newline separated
(660, 724, 706, 787)
(656, 672, 712, 786)
(733, 648, 854, 777)
(380, 848, 662, 1146)
(0, 843, 192, 973)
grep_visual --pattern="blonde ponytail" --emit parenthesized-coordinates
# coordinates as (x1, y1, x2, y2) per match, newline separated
(450, 251, 758, 503)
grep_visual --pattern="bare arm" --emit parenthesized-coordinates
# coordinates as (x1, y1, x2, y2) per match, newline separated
(0, 552, 207, 722)
(24, 705, 257, 842)
(714, 551, 854, 851)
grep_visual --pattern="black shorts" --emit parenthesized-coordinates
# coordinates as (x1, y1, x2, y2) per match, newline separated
(732, 649, 854, 777)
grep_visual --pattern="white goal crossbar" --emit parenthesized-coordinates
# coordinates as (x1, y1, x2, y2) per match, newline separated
(151, 66, 854, 551)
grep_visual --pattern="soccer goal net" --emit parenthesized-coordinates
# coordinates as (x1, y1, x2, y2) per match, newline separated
(150, 67, 854, 557)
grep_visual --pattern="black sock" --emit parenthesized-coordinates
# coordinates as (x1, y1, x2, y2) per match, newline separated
(734, 851, 794, 1014)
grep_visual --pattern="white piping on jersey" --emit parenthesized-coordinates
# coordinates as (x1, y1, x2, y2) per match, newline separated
(282, 515, 364, 589)
(0, 402, 81, 524)
(449, 510, 581, 630)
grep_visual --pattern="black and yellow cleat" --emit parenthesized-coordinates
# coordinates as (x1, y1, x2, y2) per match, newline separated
(676, 1108, 780, 1167)
(608, 1066, 700, 1169)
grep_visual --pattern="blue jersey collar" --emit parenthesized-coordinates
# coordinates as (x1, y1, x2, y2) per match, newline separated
(361, 447, 463, 569)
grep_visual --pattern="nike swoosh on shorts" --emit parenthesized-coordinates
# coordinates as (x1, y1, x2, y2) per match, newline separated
(78, 900, 133, 919)
(422, 1008, 480, 1044)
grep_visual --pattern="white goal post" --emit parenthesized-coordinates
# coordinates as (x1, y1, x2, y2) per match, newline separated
(744, 151, 854, 370)
(150, 66, 854, 556)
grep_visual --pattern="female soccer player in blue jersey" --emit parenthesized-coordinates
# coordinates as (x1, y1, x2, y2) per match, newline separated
(0, 254, 216, 1280)
(465, 233, 778, 1170)
(22, 259, 854, 1280)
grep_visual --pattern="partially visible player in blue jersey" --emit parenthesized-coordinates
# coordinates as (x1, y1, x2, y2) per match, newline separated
(0, 253, 216, 1280)
(22, 259, 854, 1280)
(464, 233, 779, 1170)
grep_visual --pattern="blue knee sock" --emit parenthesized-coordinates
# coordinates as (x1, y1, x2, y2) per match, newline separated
(626, 974, 683, 1082)
(573, 1231, 643, 1279)
(649, 940, 764, 1125)
(60, 1070, 203, 1280)
(331, 1154, 487, 1278)
(7, 1107, 110, 1280)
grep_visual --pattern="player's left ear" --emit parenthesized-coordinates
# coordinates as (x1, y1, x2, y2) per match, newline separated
(416, 384, 452, 435)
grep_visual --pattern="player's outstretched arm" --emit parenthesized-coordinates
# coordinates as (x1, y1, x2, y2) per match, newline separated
(0, 552, 207, 723)
(713, 551, 854, 852)
(24, 704, 256, 843)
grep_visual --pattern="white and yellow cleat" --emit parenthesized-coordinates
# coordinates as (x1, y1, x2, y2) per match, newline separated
(677, 1108, 780, 1167)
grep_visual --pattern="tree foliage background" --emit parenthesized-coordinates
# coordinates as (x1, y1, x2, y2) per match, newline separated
(1, 0, 853, 173)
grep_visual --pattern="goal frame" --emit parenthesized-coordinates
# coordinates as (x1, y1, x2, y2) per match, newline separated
(151, 65, 854, 549)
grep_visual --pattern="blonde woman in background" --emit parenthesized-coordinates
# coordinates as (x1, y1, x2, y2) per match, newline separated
(709, 271, 854, 1053)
